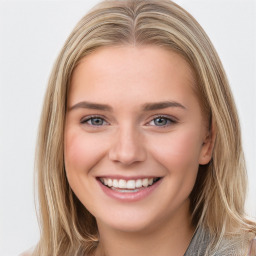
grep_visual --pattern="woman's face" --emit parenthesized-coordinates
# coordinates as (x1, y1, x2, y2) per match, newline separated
(64, 45, 213, 233)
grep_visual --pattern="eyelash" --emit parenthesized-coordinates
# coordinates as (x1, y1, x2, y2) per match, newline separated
(80, 115, 177, 128)
(80, 115, 108, 127)
(147, 115, 177, 128)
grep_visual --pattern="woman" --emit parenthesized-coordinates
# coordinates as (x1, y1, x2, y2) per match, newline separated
(23, 0, 256, 255)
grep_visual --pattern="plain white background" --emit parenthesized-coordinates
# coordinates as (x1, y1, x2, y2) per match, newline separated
(0, 0, 255, 255)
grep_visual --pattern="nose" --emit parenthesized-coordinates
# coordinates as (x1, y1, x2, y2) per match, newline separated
(108, 125, 147, 166)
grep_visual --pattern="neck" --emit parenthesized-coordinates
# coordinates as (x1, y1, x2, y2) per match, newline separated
(94, 201, 195, 256)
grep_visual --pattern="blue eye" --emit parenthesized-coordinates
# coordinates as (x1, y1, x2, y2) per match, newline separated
(81, 116, 107, 126)
(149, 116, 175, 127)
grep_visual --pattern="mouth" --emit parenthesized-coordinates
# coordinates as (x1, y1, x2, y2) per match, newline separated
(97, 177, 162, 193)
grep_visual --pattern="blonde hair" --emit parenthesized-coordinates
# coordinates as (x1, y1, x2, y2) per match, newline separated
(33, 0, 256, 255)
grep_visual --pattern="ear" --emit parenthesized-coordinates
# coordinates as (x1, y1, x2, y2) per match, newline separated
(199, 121, 216, 165)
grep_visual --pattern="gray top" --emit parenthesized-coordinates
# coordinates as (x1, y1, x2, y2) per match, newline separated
(184, 226, 251, 256)
(184, 227, 209, 256)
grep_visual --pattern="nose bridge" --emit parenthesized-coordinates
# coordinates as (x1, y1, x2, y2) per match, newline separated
(108, 122, 146, 165)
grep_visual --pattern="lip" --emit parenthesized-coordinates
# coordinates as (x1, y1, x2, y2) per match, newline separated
(97, 177, 163, 202)
(97, 175, 158, 180)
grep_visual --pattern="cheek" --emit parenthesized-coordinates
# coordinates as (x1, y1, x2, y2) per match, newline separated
(64, 128, 106, 176)
(65, 132, 87, 173)
(145, 127, 204, 217)
(149, 127, 203, 173)
(173, 131, 202, 164)
(64, 127, 108, 212)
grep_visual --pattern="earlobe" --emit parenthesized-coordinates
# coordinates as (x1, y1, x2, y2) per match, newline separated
(199, 121, 216, 165)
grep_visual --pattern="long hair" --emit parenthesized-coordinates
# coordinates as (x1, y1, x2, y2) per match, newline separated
(33, 0, 255, 255)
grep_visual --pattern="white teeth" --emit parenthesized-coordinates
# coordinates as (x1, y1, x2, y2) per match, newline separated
(118, 179, 126, 188)
(100, 177, 159, 189)
(107, 178, 112, 187)
(135, 179, 142, 188)
(113, 179, 119, 188)
(126, 180, 136, 189)
(142, 178, 149, 187)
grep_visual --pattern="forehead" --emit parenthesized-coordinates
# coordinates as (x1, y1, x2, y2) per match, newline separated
(68, 45, 198, 109)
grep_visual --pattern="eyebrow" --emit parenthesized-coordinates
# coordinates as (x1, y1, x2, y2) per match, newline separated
(68, 101, 113, 112)
(68, 100, 186, 112)
(142, 101, 186, 111)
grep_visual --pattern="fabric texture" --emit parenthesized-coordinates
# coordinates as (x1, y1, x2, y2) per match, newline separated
(184, 226, 255, 256)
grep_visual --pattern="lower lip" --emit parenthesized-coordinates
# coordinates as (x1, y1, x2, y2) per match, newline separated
(97, 178, 163, 202)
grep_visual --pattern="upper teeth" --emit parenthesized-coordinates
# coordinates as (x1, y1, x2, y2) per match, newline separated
(100, 178, 155, 189)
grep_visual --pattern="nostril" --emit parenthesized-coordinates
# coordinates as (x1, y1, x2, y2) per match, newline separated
(108, 141, 147, 165)
(108, 128, 147, 165)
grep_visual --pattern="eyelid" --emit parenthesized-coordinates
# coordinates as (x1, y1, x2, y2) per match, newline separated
(146, 114, 178, 127)
(80, 114, 178, 127)
(80, 115, 109, 126)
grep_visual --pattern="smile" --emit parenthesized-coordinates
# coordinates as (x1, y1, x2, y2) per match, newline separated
(99, 177, 161, 192)
(97, 176, 163, 202)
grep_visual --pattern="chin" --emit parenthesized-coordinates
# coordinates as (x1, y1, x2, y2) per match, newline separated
(96, 209, 159, 234)
(101, 221, 155, 234)
(96, 206, 166, 236)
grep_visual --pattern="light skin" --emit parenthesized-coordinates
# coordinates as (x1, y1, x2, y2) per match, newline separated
(64, 45, 215, 256)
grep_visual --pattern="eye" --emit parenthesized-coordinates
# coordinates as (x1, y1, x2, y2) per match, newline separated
(148, 115, 176, 127)
(81, 116, 108, 126)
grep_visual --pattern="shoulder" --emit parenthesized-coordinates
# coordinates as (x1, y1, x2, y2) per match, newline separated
(220, 232, 256, 256)
(191, 226, 256, 256)
(19, 252, 31, 256)
(248, 235, 256, 256)
(19, 246, 34, 256)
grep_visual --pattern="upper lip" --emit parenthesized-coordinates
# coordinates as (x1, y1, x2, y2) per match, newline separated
(97, 175, 162, 180)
